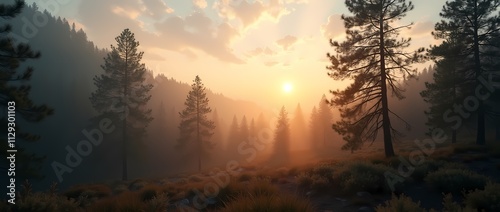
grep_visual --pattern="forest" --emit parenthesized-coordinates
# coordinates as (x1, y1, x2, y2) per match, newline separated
(1, 0, 500, 211)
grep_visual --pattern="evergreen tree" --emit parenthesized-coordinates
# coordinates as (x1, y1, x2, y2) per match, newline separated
(326, 0, 424, 157)
(317, 95, 335, 147)
(90, 29, 153, 180)
(291, 103, 307, 151)
(273, 106, 290, 163)
(421, 36, 469, 143)
(434, 0, 500, 145)
(154, 101, 167, 142)
(249, 118, 257, 137)
(0, 0, 53, 180)
(239, 115, 249, 143)
(226, 115, 239, 158)
(212, 108, 224, 147)
(177, 76, 215, 171)
(309, 106, 320, 150)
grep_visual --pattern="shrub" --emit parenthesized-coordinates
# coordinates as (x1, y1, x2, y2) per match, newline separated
(238, 173, 253, 182)
(288, 167, 299, 176)
(144, 192, 169, 211)
(87, 191, 143, 212)
(64, 184, 112, 199)
(335, 161, 390, 193)
(296, 173, 313, 188)
(220, 193, 315, 212)
(464, 183, 500, 211)
(375, 194, 425, 212)
(310, 175, 331, 193)
(311, 164, 335, 181)
(11, 192, 81, 212)
(411, 160, 464, 182)
(425, 169, 490, 193)
(188, 174, 204, 182)
(139, 185, 161, 202)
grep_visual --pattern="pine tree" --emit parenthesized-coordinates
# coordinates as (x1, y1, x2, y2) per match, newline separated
(177, 76, 215, 171)
(249, 118, 257, 137)
(327, 0, 424, 157)
(421, 36, 470, 143)
(291, 103, 307, 151)
(317, 95, 335, 147)
(212, 108, 224, 147)
(0, 0, 53, 180)
(239, 115, 249, 143)
(90, 29, 153, 180)
(273, 106, 290, 163)
(226, 115, 239, 158)
(433, 0, 500, 145)
(309, 106, 320, 150)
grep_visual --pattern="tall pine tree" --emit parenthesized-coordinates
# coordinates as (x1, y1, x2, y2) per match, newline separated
(90, 29, 153, 180)
(0, 0, 53, 180)
(273, 106, 290, 163)
(177, 76, 215, 172)
(327, 0, 424, 157)
(291, 103, 307, 151)
(421, 36, 470, 143)
(433, 0, 500, 145)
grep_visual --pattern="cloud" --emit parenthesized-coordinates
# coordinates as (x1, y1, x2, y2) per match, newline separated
(77, 0, 243, 64)
(193, 0, 208, 9)
(264, 61, 279, 66)
(246, 47, 277, 57)
(408, 21, 434, 37)
(139, 0, 175, 18)
(276, 35, 298, 50)
(321, 14, 344, 40)
(214, 0, 300, 28)
(151, 12, 244, 63)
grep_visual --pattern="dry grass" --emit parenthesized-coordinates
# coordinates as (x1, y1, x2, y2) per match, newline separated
(64, 184, 112, 199)
(220, 193, 315, 212)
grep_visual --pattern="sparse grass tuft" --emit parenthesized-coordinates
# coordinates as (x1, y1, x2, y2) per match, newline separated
(220, 193, 315, 212)
(375, 194, 425, 212)
(64, 184, 112, 199)
(425, 168, 491, 194)
(335, 161, 391, 193)
(464, 183, 500, 211)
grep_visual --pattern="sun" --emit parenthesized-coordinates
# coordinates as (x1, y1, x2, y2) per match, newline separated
(283, 82, 293, 93)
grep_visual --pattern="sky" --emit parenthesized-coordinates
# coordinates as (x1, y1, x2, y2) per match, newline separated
(25, 0, 445, 114)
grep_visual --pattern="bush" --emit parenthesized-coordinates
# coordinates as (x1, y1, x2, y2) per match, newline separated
(311, 164, 335, 181)
(311, 175, 331, 193)
(425, 169, 490, 193)
(335, 161, 391, 193)
(375, 194, 425, 212)
(64, 184, 112, 199)
(238, 173, 253, 182)
(464, 183, 500, 211)
(144, 193, 169, 211)
(411, 160, 464, 182)
(139, 185, 161, 202)
(188, 174, 204, 182)
(87, 191, 143, 212)
(11, 192, 81, 212)
(220, 193, 315, 212)
(296, 173, 313, 188)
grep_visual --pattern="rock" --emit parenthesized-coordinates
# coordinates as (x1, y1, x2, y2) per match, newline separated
(178, 198, 190, 206)
(358, 206, 375, 212)
(206, 197, 217, 205)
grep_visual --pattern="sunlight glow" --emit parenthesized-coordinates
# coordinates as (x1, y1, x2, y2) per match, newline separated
(283, 82, 293, 93)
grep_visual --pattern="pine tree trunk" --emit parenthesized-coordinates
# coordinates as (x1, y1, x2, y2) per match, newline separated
(451, 129, 457, 144)
(473, 1, 486, 145)
(122, 116, 128, 181)
(380, 13, 395, 158)
(197, 94, 201, 172)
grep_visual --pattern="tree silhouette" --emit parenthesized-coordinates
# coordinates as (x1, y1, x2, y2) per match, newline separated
(90, 29, 153, 180)
(434, 0, 500, 145)
(177, 76, 215, 171)
(327, 0, 424, 157)
(317, 95, 335, 147)
(0, 0, 53, 180)
(291, 103, 307, 151)
(309, 106, 320, 150)
(421, 36, 470, 143)
(273, 106, 290, 163)
(239, 115, 249, 143)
